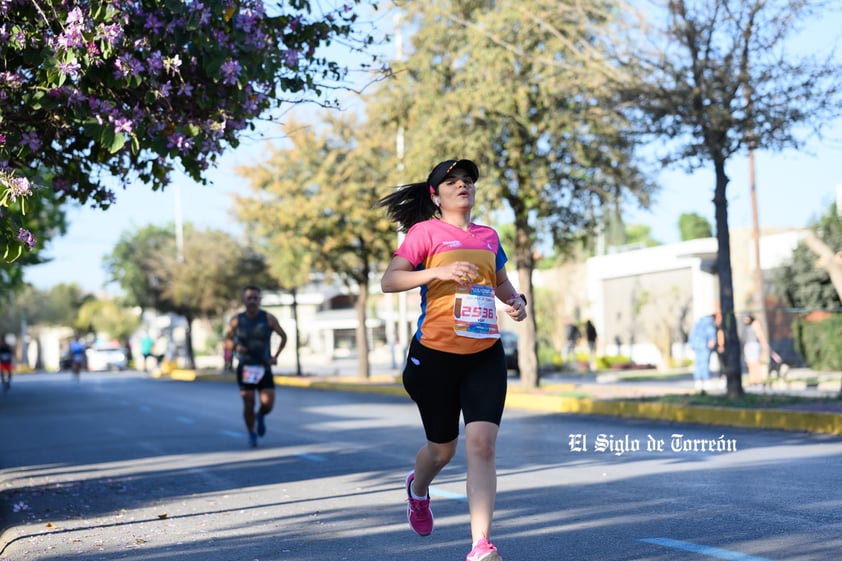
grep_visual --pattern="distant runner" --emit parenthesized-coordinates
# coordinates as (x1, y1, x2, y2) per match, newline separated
(0, 337, 13, 391)
(69, 335, 86, 381)
(224, 285, 288, 448)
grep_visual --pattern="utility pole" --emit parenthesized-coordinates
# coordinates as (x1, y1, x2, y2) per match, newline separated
(394, 13, 409, 363)
(745, 74, 769, 368)
(748, 146, 769, 361)
(174, 182, 184, 263)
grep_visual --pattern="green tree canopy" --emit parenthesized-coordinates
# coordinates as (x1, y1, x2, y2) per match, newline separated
(234, 112, 397, 377)
(678, 212, 713, 241)
(104, 223, 270, 367)
(0, 283, 90, 337)
(625, 224, 661, 247)
(77, 298, 141, 343)
(773, 204, 842, 310)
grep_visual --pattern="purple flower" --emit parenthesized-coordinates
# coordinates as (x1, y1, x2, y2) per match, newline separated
(144, 14, 164, 34)
(57, 28, 84, 49)
(166, 132, 193, 152)
(66, 7, 85, 25)
(177, 82, 194, 97)
(147, 51, 164, 75)
(67, 89, 87, 106)
(58, 59, 82, 78)
(53, 178, 71, 192)
(110, 116, 133, 134)
(21, 131, 41, 151)
(96, 23, 124, 46)
(10, 176, 32, 198)
(17, 229, 36, 250)
(220, 59, 242, 86)
(114, 54, 144, 80)
(284, 49, 299, 67)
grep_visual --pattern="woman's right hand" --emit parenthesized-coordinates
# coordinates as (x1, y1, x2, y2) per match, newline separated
(438, 261, 480, 284)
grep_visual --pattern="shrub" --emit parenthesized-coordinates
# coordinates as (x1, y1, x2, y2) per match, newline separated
(793, 315, 842, 371)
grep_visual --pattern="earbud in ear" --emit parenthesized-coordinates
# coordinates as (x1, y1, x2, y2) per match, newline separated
(434, 197, 440, 206)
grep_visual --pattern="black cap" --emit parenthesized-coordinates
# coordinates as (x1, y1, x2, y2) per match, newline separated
(427, 159, 479, 190)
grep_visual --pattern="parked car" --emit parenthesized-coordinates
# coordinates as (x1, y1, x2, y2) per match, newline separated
(85, 344, 128, 372)
(500, 330, 519, 374)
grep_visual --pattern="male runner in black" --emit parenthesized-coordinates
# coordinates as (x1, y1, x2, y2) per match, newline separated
(224, 286, 288, 447)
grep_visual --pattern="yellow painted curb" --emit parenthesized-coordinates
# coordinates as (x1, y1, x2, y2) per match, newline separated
(274, 376, 408, 397)
(188, 373, 842, 435)
(170, 369, 197, 381)
(504, 392, 842, 435)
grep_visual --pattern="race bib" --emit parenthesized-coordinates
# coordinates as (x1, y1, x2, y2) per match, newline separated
(242, 364, 265, 384)
(454, 285, 500, 339)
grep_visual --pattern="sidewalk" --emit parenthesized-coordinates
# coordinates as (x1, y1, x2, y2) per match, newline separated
(182, 361, 842, 436)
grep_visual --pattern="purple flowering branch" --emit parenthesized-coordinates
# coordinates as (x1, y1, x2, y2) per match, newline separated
(0, 0, 381, 262)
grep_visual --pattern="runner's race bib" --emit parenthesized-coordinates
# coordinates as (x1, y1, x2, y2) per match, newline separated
(242, 364, 266, 384)
(453, 285, 500, 339)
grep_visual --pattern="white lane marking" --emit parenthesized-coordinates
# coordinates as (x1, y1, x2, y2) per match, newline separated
(641, 537, 774, 561)
(295, 452, 328, 462)
(430, 487, 467, 502)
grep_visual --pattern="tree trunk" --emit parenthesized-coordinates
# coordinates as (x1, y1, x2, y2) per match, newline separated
(712, 160, 743, 398)
(290, 288, 302, 376)
(514, 223, 539, 388)
(355, 281, 371, 378)
(517, 264, 539, 388)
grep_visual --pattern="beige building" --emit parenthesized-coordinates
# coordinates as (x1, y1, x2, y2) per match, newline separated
(575, 228, 807, 368)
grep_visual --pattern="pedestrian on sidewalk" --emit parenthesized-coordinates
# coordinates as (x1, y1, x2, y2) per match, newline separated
(689, 314, 717, 391)
(563, 321, 581, 370)
(742, 314, 781, 386)
(224, 285, 288, 448)
(378, 158, 527, 561)
(584, 319, 598, 371)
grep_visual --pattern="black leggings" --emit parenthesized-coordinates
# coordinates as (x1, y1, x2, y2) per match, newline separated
(402, 336, 507, 444)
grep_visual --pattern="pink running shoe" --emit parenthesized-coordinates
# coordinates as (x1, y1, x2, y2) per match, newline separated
(405, 471, 434, 536)
(466, 538, 502, 561)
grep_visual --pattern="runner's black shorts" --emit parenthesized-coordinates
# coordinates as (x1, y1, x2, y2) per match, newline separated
(236, 363, 275, 390)
(402, 336, 507, 444)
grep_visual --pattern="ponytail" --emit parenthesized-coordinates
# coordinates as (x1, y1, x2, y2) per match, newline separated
(376, 181, 438, 233)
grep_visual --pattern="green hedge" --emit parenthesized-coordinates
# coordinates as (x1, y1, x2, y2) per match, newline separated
(793, 315, 842, 371)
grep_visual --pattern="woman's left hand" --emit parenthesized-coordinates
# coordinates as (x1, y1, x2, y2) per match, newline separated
(505, 295, 527, 322)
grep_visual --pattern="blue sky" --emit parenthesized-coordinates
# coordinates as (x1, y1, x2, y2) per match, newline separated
(23, 7, 842, 293)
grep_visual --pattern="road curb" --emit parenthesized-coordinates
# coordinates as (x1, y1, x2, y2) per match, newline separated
(174, 372, 842, 435)
(503, 392, 842, 435)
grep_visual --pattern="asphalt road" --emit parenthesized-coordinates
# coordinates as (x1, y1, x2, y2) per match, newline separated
(1, 371, 840, 561)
